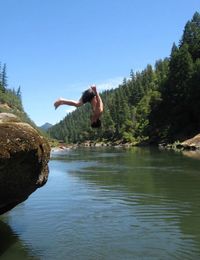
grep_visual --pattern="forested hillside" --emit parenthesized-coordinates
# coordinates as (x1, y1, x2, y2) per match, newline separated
(0, 63, 35, 126)
(49, 12, 200, 145)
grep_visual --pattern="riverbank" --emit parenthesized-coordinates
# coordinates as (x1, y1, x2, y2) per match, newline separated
(51, 140, 137, 151)
(50, 132, 200, 160)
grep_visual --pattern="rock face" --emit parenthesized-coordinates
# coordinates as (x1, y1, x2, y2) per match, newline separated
(181, 133, 200, 150)
(0, 113, 50, 215)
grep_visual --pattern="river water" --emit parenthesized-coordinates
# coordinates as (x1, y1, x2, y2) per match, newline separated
(1, 147, 200, 259)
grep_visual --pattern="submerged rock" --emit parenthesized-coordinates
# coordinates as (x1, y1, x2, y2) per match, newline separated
(0, 113, 50, 215)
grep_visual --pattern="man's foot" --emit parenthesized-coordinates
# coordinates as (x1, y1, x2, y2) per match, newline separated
(91, 85, 97, 93)
(54, 99, 63, 109)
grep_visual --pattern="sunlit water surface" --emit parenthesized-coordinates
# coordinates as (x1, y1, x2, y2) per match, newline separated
(1, 147, 200, 259)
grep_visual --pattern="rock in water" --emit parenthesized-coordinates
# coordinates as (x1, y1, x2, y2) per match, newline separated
(181, 133, 200, 150)
(0, 113, 50, 215)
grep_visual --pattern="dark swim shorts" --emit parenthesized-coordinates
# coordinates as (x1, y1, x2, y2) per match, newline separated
(81, 88, 96, 104)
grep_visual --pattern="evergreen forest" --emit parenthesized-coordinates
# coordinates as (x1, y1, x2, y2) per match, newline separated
(49, 12, 200, 145)
(0, 63, 35, 125)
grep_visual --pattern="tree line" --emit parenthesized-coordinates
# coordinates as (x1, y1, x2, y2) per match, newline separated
(48, 12, 200, 144)
(0, 63, 36, 125)
(0, 63, 23, 111)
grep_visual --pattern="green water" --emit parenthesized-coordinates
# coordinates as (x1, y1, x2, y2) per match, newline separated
(1, 147, 200, 259)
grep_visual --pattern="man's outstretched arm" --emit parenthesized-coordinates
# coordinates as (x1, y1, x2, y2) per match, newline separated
(54, 98, 82, 109)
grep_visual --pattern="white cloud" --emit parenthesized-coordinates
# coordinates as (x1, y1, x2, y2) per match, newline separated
(65, 107, 76, 114)
(97, 76, 124, 91)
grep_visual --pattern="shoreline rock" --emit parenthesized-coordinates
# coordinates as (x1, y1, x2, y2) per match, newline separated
(180, 133, 200, 150)
(0, 113, 50, 215)
(160, 133, 200, 151)
(51, 140, 137, 151)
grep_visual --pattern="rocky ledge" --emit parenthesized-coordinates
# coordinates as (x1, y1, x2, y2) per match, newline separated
(0, 113, 50, 215)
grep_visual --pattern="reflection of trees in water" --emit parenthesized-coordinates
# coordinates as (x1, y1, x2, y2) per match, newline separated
(0, 219, 38, 259)
(0, 219, 18, 256)
(67, 147, 200, 254)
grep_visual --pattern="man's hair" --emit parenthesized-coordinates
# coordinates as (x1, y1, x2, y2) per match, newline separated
(81, 88, 96, 104)
(91, 119, 101, 128)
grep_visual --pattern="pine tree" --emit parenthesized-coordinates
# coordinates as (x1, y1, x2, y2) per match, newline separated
(16, 86, 22, 99)
(188, 58, 200, 131)
(180, 12, 200, 60)
(154, 58, 169, 88)
(2, 64, 8, 91)
(0, 63, 6, 93)
(130, 69, 135, 81)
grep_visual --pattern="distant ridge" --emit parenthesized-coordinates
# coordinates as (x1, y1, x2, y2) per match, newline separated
(40, 122, 53, 131)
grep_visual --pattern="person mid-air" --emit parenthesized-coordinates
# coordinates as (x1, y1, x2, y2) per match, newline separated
(54, 85, 104, 128)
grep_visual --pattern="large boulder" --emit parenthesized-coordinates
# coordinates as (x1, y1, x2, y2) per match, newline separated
(0, 113, 50, 215)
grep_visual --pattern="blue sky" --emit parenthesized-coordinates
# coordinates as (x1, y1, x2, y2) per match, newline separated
(1, 0, 199, 126)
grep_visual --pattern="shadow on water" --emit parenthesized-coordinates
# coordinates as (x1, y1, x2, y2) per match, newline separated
(0, 217, 38, 259)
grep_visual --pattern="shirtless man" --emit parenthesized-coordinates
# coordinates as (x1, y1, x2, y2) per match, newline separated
(54, 85, 104, 128)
